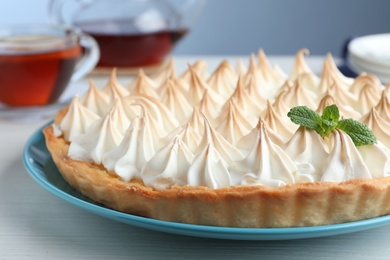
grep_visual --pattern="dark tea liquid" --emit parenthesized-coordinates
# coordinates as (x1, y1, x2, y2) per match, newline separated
(0, 43, 81, 106)
(76, 20, 187, 68)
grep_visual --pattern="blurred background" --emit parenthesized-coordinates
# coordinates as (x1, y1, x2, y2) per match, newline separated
(1, 0, 389, 57)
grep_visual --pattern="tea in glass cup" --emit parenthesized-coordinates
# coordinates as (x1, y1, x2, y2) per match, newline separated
(0, 24, 99, 120)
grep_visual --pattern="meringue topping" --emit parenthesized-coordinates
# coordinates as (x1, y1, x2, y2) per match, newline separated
(180, 60, 209, 84)
(187, 107, 205, 136)
(245, 73, 269, 109)
(68, 106, 125, 164)
(289, 49, 316, 81)
(230, 118, 296, 187)
(322, 53, 354, 89)
(197, 89, 225, 123)
(257, 49, 287, 87)
(361, 108, 390, 148)
(236, 58, 247, 75)
(80, 79, 110, 116)
(175, 123, 202, 154)
(216, 101, 253, 145)
(152, 58, 176, 86)
(283, 127, 329, 182)
(245, 54, 275, 100)
(102, 116, 144, 179)
(186, 66, 209, 106)
(357, 82, 381, 115)
(60, 95, 100, 141)
(215, 100, 257, 133)
(159, 73, 189, 97)
(207, 60, 237, 99)
(160, 78, 193, 124)
(127, 69, 160, 99)
(195, 115, 244, 163)
(142, 137, 194, 190)
(349, 73, 381, 95)
(358, 141, 390, 178)
(226, 77, 263, 117)
(375, 90, 390, 121)
(127, 94, 179, 132)
(279, 76, 317, 109)
(321, 130, 371, 182)
(61, 49, 390, 190)
(102, 109, 159, 181)
(106, 97, 132, 135)
(316, 94, 361, 119)
(237, 117, 285, 152)
(188, 143, 232, 189)
(271, 88, 291, 117)
(103, 69, 129, 100)
(263, 100, 297, 142)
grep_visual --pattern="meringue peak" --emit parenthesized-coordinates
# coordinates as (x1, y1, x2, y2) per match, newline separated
(103, 68, 129, 99)
(230, 117, 296, 187)
(375, 90, 390, 121)
(141, 136, 194, 190)
(289, 49, 313, 81)
(228, 76, 263, 117)
(188, 143, 232, 189)
(321, 129, 372, 182)
(152, 58, 177, 85)
(323, 53, 354, 88)
(187, 65, 209, 106)
(264, 99, 296, 142)
(196, 114, 244, 163)
(128, 69, 160, 99)
(80, 79, 110, 116)
(187, 107, 205, 135)
(60, 95, 100, 141)
(161, 78, 193, 123)
(197, 88, 224, 122)
(257, 49, 287, 87)
(207, 60, 237, 99)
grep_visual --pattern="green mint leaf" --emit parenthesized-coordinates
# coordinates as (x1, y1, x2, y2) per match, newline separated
(322, 119, 338, 128)
(320, 104, 340, 135)
(287, 104, 377, 147)
(337, 119, 377, 146)
(321, 120, 338, 136)
(287, 106, 324, 135)
(321, 104, 340, 123)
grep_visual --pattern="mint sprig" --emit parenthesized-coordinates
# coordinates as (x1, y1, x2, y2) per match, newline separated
(287, 105, 376, 147)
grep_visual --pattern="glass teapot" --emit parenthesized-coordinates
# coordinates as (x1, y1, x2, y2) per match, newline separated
(48, 0, 206, 70)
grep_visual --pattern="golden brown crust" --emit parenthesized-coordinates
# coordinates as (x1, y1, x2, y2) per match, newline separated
(44, 113, 390, 227)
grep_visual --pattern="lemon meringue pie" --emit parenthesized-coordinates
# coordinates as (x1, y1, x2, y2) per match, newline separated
(44, 49, 390, 228)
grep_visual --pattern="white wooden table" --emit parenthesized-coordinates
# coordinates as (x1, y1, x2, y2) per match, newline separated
(1, 56, 389, 260)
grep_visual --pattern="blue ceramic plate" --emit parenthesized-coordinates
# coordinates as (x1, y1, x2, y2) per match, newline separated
(23, 123, 390, 240)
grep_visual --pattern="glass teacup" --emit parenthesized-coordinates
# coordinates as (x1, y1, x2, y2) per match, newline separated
(0, 24, 99, 120)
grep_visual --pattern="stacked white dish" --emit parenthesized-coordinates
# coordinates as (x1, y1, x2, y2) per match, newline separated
(348, 33, 390, 83)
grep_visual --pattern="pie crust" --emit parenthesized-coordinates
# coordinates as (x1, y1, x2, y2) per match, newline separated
(43, 109, 390, 228)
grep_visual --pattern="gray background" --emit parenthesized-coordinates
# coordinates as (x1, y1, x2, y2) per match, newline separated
(1, 0, 390, 57)
(175, 0, 390, 56)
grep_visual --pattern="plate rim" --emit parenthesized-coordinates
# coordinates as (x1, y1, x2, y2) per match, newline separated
(22, 122, 390, 240)
(347, 55, 390, 83)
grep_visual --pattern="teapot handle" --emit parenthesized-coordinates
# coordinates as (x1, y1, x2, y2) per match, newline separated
(48, 0, 66, 24)
(48, 0, 93, 24)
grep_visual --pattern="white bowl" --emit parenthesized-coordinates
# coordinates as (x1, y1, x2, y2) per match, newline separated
(347, 33, 390, 83)
(348, 33, 390, 67)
